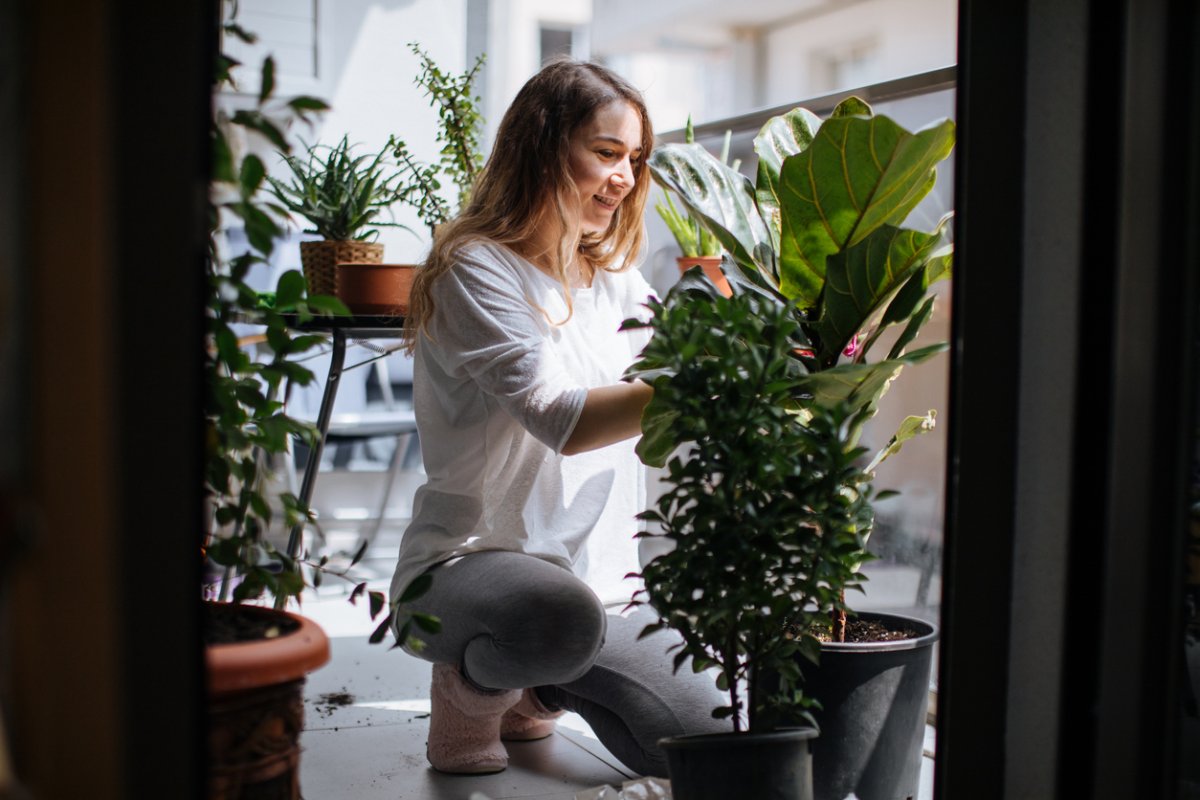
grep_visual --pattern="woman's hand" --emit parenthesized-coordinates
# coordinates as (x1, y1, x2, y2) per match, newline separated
(561, 380, 653, 456)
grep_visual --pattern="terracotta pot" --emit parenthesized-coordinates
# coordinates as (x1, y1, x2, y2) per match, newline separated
(676, 255, 732, 298)
(206, 603, 331, 800)
(336, 262, 415, 316)
(299, 240, 384, 297)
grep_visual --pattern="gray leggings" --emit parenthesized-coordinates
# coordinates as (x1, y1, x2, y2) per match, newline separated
(403, 550, 731, 777)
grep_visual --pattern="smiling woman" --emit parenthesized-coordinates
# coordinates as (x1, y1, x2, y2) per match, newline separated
(383, 58, 730, 779)
(566, 101, 644, 239)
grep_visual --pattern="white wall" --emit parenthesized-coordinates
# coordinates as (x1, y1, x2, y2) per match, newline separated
(591, 0, 956, 128)
(485, 0, 594, 146)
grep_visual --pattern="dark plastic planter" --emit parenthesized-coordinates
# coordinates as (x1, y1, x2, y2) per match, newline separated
(660, 727, 818, 800)
(803, 610, 938, 800)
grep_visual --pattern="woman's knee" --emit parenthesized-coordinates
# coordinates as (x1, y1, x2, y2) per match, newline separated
(499, 578, 607, 677)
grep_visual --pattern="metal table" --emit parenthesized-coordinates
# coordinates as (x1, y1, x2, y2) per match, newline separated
(280, 315, 408, 563)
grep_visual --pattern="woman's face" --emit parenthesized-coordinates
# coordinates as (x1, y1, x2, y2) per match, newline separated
(566, 100, 643, 235)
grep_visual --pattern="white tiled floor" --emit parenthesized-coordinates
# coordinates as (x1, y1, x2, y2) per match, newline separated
(286, 454, 937, 800)
(298, 577, 636, 800)
(292, 543, 935, 800)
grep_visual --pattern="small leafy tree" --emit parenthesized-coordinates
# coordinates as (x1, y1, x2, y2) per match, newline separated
(624, 291, 880, 734)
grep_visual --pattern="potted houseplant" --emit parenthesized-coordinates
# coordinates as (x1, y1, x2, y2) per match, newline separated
(284, 42, 486, 316)
(633, 96, 954, 799)
(206, 8, 434, 797)
(623, 290, 881, 800)
(653, 118, 735, 296)
(266, 133, 415, 305)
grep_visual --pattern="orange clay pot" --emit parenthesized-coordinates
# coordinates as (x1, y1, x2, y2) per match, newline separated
(676, 255, 733, 298)
(205, 603, 331, 800)
(336, 262, 416, 316)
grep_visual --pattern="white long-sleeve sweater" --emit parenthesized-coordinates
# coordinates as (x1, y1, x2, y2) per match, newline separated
(388, 241, 655, 609)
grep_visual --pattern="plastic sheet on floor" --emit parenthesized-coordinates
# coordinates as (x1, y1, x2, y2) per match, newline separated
(467, 776, 673, 800)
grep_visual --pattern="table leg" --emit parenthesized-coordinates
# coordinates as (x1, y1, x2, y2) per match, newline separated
(284, 329, 346, 564)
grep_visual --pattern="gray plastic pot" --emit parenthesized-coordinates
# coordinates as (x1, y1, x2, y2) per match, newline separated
(660, 727, 819, 800)
(803, 610, 938, 800)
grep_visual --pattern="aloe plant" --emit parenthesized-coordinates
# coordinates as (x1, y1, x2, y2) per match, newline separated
(632, 97, 955, 471)
(266, 134, 414, 242)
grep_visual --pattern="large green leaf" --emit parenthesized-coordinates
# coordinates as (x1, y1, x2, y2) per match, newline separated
(636, 383, 683, 468)
(813, 216, 952, 363)
(829, 96, 873, 119)
(776, 114, 955, 306)
(649, 144, 776, 282)
(754, 107, 822, 249)
(794, 343, 947, 413)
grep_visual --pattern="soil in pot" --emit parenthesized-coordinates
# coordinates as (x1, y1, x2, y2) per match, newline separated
(204, 602, 300, 646)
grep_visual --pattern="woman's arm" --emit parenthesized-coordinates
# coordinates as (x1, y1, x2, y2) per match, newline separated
(560, 380, 653, 456)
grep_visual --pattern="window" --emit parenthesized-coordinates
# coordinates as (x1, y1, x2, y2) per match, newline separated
(223, 0, 324, 96)
(540, 24, 577, 65)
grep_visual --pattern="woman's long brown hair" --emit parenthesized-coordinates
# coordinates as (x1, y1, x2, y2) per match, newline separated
(401, 58, 654, 351)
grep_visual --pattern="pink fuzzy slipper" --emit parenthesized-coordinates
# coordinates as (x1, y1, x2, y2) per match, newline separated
(500, 687, 566, 742)
(427, 663, 521, 774)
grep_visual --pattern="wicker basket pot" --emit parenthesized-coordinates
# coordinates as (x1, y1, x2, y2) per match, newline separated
(299, 240, 384, 297)
(336, 262, 416, 316)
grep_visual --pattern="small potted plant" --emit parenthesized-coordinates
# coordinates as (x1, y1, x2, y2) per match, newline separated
(283, 43, 486, 317)
(622, 290, 880, 800)
(653, 118, 735, 296)
(266, 133, 415, 304)
(635, 96, 954, 799)
(206, 8, 435, 796)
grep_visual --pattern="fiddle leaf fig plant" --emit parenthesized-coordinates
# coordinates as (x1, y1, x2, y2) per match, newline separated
(636, 97, 955, 469)
(631, 98, 953, 644)
(624, 291, 879, 733)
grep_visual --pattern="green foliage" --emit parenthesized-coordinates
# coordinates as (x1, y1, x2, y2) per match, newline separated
(266, 134, 414, 242)
(637, 97, 955, 467)
(411, 42, 485, 208)
(263, 42, 487, 244)
(394, 42, 487, 228)
(653, 119, 728, 258)
(625, 292, 876, 733)
(206, 2, 430, 645)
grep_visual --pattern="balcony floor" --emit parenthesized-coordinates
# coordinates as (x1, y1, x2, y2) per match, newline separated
(294, 524, 936, 800)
